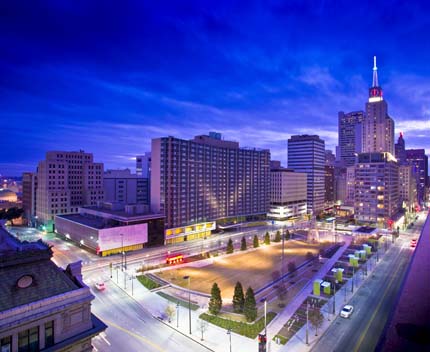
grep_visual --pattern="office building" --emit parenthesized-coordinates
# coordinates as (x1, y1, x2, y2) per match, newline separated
(267, 163, 307, 220)
(406, 149, 429, 205)
(338, 111, 365, 166)
(136, 152, 151, 178)
(399, 165, 417, 212)
(22, 172, 37, 226)
(354, 152, 400, 225)
(394, 132, 407, 165)
(104, 169, 149, 205)
(0, 224, 106, 352)
(325, 165, 335, 204)
(362, 57, 395, 155)
(151, 133, 270, 244)
(56, 202, 164, 255)
(35, 151, 104, 231)
(287, 135, 325, 215)
(345, 166, 356, 206)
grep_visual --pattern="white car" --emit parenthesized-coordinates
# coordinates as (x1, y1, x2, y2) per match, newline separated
(340, 305, 354, 318)
(95, 282, 106, 291)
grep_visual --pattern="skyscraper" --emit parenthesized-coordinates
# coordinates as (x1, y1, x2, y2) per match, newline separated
(394, 132, 407, 165)
(406, 149, 429, 205)
(362, 56, 395, 155)
(287, 135, 325, 215)
(338, 110, 365, 166)
(151, 133, 270, 244)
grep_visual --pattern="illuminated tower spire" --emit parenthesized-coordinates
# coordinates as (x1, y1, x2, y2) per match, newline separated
(372, 55, 379, 87)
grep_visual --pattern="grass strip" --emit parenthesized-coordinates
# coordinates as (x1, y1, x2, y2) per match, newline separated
(157, 291, 200, 311)
(199, 312, 276, 338)
(137, 275, 161, 290)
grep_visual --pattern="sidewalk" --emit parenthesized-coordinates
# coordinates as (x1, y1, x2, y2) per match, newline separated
(279, 240, 394, 352)
(110, 264, 257, 352)
(266, 238, 352, 343)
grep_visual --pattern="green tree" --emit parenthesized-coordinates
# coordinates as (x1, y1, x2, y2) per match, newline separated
(285, 230, 290, 240)
(244, 287, 257, 322)
(208, 283, 222, 315)
(253, 235, 260, 248)
(309, 307, 324, 336)
(274, 230, 281, 242)
(226, 238, 234, 254)
(264, 231, 270, 245)
(232, 282, 245, 313)
(0, 207, 24, 226)
(240, 236, 247, 251)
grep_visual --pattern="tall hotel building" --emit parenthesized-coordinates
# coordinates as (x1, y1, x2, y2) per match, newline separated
(151, 133, 270, 244)
(36, 151, 104, 231)
(287, 135, 325, 215)
(354, 57, 400, 226)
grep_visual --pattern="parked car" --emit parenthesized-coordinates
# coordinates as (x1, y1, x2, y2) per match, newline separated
(95, 282, 106, 291)
(340, 305, 354, 318)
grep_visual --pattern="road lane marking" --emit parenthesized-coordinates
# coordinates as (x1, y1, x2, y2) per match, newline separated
(353, 251, 405, 352)
(102, 318, 166, 352)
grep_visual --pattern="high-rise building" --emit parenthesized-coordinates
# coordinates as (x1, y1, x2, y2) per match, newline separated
(104, 169, 149, 205)
(354, 152, 400, 225)
(394, 132, 407, 165)
(35, 151, 104, 231)
(22, 172, 37, 226)
(338, 111, 365, 166)
(345, 166, 356, 206)
(287, 135, 325, 215)
(362, 57, 395, 155)
(399, 165, 417, 212)
(151, 133, 270, 244)
(268, 163, 307, 220)
(0, 224, 106, 351)
(406, 149, 429, 205)
(136, 152, 151, 178)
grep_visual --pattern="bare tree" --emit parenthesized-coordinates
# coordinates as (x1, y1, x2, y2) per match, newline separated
(309, 307, 324, 336)
(197, 319, 209, 341)
(165, 304, 176, 323)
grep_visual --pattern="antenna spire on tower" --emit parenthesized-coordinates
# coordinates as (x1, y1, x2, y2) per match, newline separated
(372, 55, 379, 87)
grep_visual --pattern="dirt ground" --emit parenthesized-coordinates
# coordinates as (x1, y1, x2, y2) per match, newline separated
(156, 240, 328, 299)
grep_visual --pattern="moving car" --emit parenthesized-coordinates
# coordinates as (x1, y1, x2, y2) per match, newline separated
(340, 305, 354, 318)
(410, 239, 417, 248)
(95, 282, 106, 291)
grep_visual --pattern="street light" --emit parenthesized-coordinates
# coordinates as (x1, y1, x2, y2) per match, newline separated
(176, 302, 180, 328)
(332, 279, 338, 314)
(120, 234, 124, 271)
(227, 328, 232, 352)
(260, 298, 267, 338)
(183, 275, 191, 334)
(306, 300, 309, 345)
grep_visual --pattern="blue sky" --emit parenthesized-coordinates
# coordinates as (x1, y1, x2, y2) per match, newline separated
(1, 0, 429, 176)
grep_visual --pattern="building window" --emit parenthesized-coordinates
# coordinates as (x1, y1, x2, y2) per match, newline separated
(1, 336, 12, 352)
(18, 326, 39, 352)
(45, 321, 54, 347)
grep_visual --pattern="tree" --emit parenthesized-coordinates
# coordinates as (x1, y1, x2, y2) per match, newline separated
(197, 319, 208, 341)
(226, 238, 234, 254)
(244, 287, 257, 322)
(274, 230, 281, 242)
(285, 230, 290, 240)
(0, 207, 24, 226)
(288, 261, 296, 275)
(253, 235, 260, 248)
(306, 251, 314, 261)
(208, 283, 222, 315)
(309, 307, 324, 336)
(240, 236, 247, 251)
(277, 281, 287, 302)
(232, 282, 245, 313)
(165, 304, 176, 323)
(264, 231, 270, 245)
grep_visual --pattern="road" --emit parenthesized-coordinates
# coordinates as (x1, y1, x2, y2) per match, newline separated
(312, 212, 427, 352)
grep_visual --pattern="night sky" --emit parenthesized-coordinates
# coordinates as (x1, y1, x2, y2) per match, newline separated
(1, 0, 429, 176)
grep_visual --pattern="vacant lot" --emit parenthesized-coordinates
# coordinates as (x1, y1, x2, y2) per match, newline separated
(156, 240, 328, 299)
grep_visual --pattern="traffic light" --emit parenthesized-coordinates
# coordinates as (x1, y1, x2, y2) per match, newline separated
(258, 334, 267, 352)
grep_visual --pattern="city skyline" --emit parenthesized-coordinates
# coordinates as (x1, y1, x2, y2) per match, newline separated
(1, 1, 430, 176)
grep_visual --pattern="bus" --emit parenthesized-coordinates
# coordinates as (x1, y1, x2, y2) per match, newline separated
(166, 254, 184, 265)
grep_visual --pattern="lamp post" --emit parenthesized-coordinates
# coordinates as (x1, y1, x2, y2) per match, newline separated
(227, 328, 232, 352)
(281, 226, 285, 282)
(120, 234, 124, 271)
(351, 266, 355, 293)
(306, 300, 309, 345)
(332, 279, 337, 315)
(183, 275, 191, 334)
(176, 302, 180, 328)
